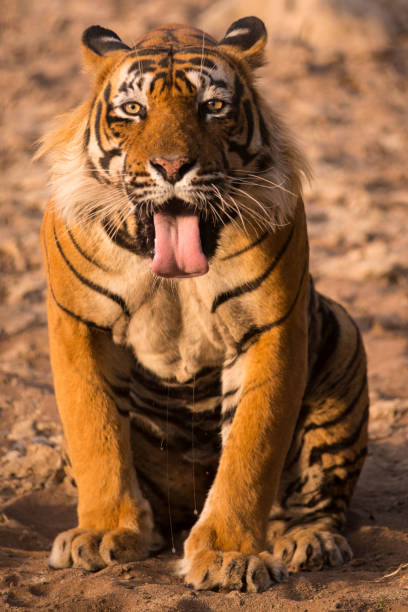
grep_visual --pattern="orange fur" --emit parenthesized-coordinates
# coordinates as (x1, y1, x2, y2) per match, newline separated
(39, 18, 367, 590)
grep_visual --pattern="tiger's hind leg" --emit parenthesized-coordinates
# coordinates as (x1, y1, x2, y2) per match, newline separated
(267, 296, 369, 571)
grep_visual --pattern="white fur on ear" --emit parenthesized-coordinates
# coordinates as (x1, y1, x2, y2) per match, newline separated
(224, 27, 251, 39)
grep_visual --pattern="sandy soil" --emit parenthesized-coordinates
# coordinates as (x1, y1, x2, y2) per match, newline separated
(1, 0, 408, 609)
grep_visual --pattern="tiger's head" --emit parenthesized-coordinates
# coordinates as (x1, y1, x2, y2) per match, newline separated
(40, 17, 307, 278)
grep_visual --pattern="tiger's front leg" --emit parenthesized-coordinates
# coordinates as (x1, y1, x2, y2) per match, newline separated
(181, 300, 308, 592)
(47, 301, 155, 571)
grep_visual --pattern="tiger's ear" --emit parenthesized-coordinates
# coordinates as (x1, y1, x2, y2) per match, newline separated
(218, 17, 267, 69)
(82, 25, 130, 69)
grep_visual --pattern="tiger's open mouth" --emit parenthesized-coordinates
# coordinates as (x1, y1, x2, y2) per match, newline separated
(138, 197, 220, 279)
(151, 198, 207, 278)
(132, 198, 223, 278)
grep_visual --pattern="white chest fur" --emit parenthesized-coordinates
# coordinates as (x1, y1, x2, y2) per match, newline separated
(125, 277, 228, 382)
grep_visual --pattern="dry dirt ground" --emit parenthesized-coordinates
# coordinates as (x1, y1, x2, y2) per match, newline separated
(1, 0, 408, 610)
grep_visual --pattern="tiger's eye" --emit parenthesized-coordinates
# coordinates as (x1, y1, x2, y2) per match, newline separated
(205, 99, 225, 113)
(122, 102, 142, 115)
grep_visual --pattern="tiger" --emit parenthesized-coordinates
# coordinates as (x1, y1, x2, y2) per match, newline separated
(37, 17, 369, 592)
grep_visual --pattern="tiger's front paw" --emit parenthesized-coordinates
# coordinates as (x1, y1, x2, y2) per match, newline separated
(49, 527, 154, 571)
(181, 519, 287, 592)
(180, 549, 287, 592)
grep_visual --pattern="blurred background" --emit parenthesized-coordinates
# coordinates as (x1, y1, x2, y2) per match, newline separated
(0, 1, 407, 609)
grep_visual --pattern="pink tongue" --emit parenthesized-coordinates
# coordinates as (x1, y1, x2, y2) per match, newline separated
(152, 213, 209, 278)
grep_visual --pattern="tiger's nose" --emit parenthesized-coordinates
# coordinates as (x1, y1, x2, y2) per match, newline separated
(150, 156, 196, 183)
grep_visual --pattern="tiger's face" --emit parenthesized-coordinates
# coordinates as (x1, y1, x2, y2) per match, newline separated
(101, 40, 240, 206)
(46, 19, 305, 278)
